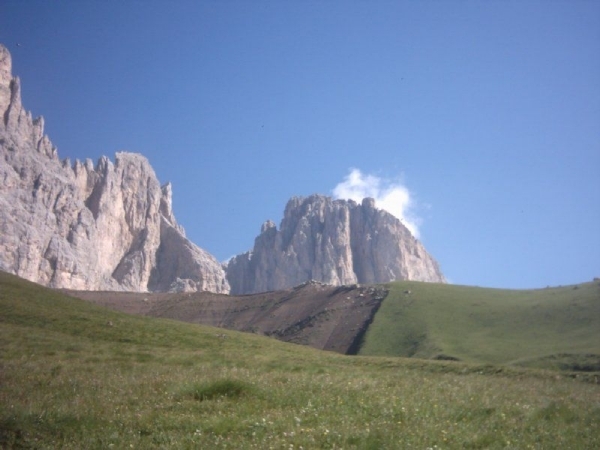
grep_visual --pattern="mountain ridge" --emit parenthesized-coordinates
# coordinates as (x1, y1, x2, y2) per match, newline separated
(0, 44, 229, 293)
(0, 43, 444, 294)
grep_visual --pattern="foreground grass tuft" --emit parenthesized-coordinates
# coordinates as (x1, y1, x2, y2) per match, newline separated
(179, 379, 256, 402)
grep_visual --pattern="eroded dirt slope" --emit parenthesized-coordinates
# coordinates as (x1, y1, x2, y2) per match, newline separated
(65, 281, 388, 354)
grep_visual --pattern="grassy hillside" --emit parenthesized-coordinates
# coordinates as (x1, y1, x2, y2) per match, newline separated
(359, 280, 600, 371)
(1, 271, 599, 449)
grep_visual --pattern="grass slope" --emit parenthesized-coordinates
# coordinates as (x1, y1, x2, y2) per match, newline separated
(359, 281, 600, 371)
(1, 271, 599, 449)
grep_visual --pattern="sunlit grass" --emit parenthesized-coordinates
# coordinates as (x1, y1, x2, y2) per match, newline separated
(1, 272, 599, 448)
(359, 280, 600, 370)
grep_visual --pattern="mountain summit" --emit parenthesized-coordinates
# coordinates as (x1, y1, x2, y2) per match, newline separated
(0, 44, 444, 294)
(0, 44, 229, 293)
(225, 195, 445, 294)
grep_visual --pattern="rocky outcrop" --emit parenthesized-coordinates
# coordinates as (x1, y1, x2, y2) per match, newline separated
(0, 44, 229, 293)
(1, 43, 444, 296)
(226, 195, 445, 294)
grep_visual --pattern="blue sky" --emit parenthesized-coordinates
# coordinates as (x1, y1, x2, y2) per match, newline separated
(1, 1, 599, 289)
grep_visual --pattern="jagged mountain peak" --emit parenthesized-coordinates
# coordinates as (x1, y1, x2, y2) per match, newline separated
(226, 194, 444, 294)
(0, 44, 12, 93)
(1, 44, 444, 295)
(0, 45, 229, 293)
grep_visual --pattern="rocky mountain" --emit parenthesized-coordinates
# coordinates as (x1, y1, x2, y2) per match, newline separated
(0, 44, 229, 293)
(226, 195, 445, 294)
(1, 44, 444, 295)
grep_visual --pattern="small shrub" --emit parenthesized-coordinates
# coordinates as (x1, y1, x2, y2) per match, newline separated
(182, 379, 254, 401)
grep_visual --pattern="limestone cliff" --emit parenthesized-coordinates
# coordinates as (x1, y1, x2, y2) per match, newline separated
(1, 43, 444, 296)
(0, 44, 229, 293)
(226, 195, 445, 294)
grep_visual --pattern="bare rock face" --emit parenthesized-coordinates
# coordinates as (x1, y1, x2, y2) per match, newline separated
(0, 44, 444, 296)
(0, 44, 229, 293)
(226, 194, 445, 294)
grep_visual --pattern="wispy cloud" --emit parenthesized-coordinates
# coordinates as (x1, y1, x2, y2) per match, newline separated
(332, 168, 421, 238)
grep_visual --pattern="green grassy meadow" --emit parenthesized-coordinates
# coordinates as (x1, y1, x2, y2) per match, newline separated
(1, 271, 599, 449)
(360, 281, 600, 371)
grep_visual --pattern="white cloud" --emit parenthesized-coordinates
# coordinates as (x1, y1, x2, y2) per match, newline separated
(332, 168, 421, 238)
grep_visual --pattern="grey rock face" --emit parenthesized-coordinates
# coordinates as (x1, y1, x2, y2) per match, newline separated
(0, 44, 444, 296)
(0, 44, 229, 293)
(226, 195, 445, 294)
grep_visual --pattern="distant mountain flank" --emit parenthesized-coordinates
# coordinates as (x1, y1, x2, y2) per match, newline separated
(65, 279, 388, 355)
(0, 43, 444, 294)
